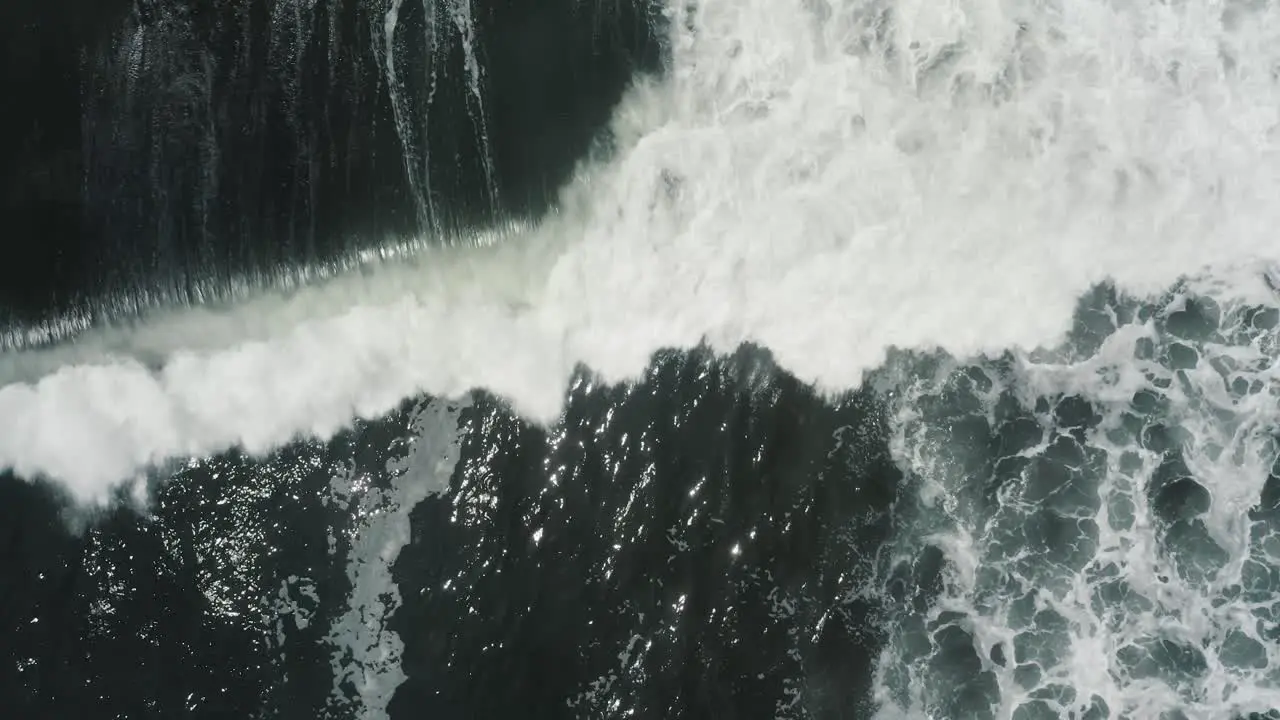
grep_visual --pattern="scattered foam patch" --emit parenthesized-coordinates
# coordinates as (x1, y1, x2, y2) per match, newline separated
(324, 398, 466, 719)
(874, 282, 1280, 718)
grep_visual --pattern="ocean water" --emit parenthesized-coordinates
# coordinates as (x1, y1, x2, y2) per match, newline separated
(3, 0, 1280, 718)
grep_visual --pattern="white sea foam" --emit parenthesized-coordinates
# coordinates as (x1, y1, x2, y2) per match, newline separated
(876, 283, 1280, 718)
(4, 0, 1280, 509)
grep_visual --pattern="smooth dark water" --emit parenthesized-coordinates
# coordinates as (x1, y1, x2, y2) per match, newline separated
(0, 348, 900, 718)
(1, 0, 663, 329)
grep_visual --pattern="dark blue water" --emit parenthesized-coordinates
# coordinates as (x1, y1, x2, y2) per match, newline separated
(1, 348, 898, 718)
(0, 0, 661, 337)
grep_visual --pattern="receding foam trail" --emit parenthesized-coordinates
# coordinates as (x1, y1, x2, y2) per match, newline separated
(4, 0, 1280, 503)
(325, 398, 465, 719)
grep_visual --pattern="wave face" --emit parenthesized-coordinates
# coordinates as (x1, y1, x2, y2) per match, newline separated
(5, 0, 1280, 718)
(0, 0, 661, 337)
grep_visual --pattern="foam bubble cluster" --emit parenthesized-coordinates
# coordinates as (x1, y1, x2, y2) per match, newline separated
(876, 279, 1280, 718)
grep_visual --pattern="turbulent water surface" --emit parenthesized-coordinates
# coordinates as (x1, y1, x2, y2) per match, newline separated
(4, 1, 1280, 718)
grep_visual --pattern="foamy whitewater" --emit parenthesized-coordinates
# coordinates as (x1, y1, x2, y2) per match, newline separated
(5, 0, 1280, 717)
